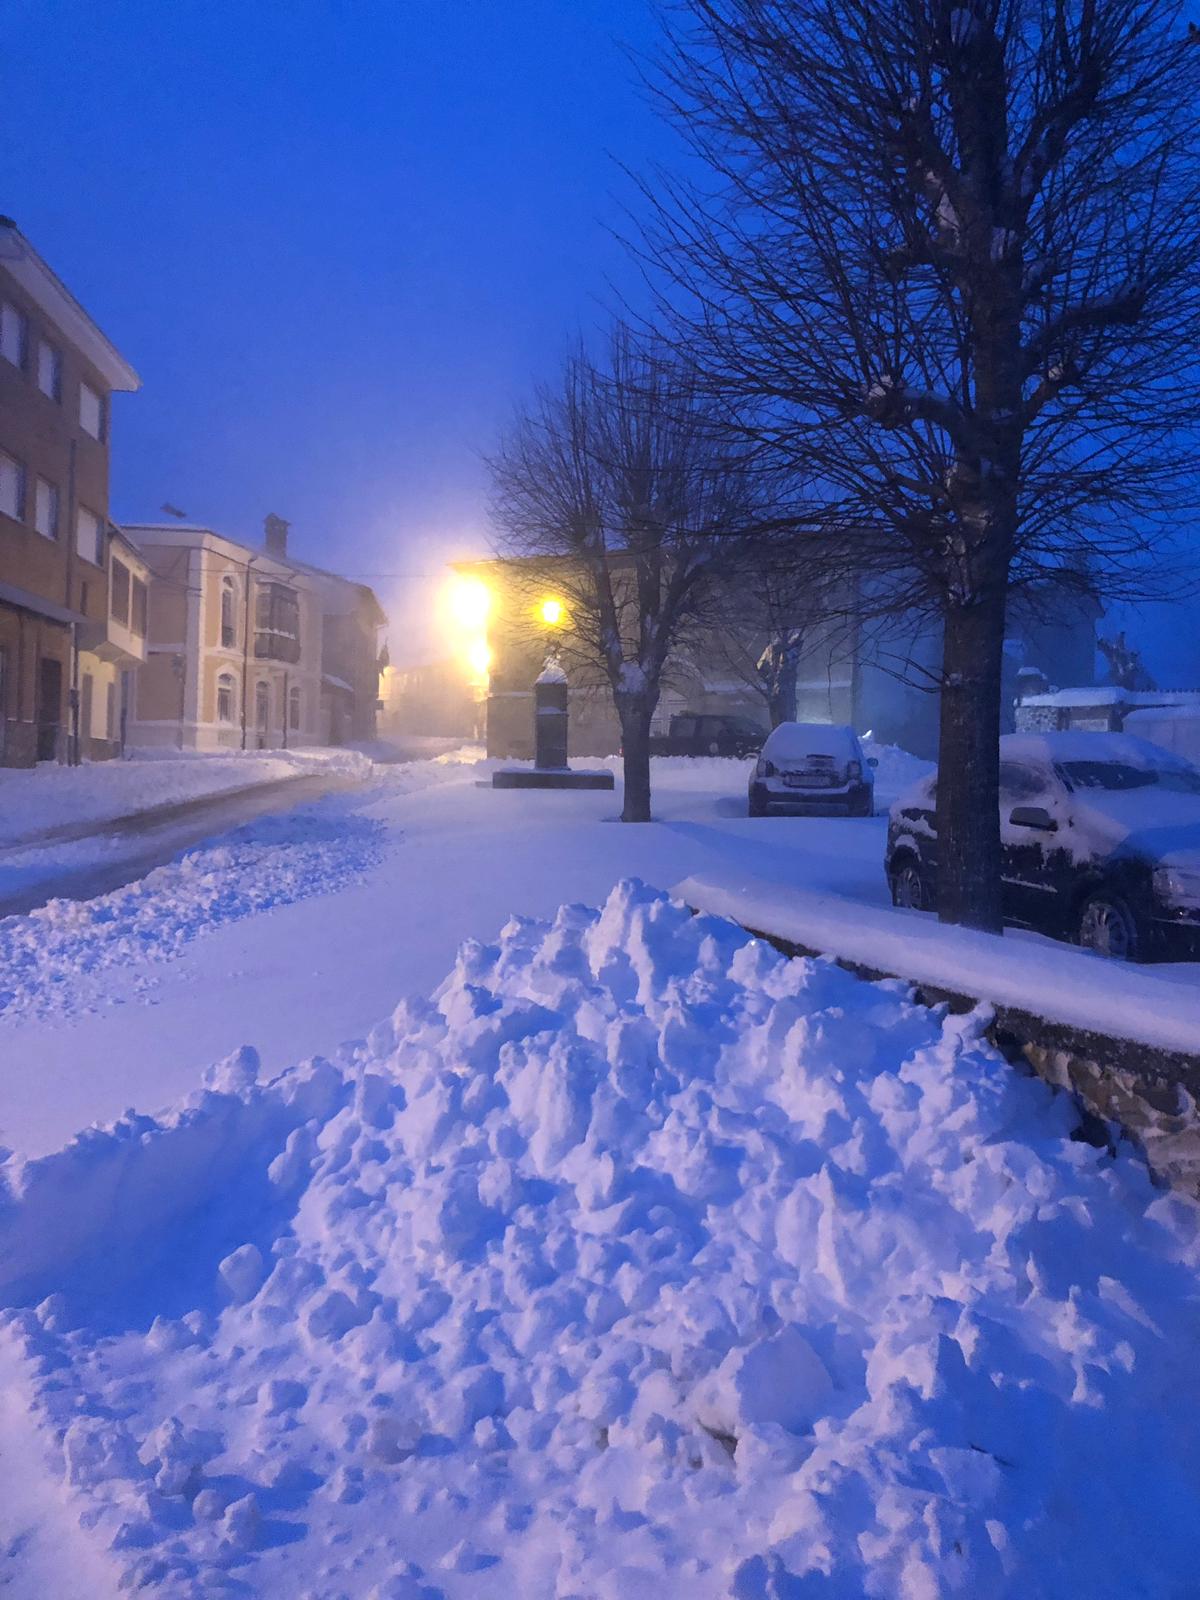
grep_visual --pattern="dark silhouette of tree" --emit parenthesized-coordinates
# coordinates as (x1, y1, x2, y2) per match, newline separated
(636, 0, 1200, 928)
(487, 328, 756, 820)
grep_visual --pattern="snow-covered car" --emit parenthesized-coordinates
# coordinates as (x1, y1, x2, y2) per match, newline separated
(885, 731, 1200, 960)
(748, 722, 876, 816)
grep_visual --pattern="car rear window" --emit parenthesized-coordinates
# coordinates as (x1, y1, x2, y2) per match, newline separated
(1057, 760, 1200, 795)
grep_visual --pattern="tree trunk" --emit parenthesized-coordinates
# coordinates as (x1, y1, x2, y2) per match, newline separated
(619, 698, 654, 822)
(935, 592, 1009, 932)
(771, 650, 798, 725)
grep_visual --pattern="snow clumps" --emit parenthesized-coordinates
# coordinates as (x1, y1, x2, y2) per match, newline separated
(2, 880, 1200, 1597)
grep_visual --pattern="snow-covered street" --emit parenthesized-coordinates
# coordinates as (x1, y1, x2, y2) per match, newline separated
(0, 752, 903, 1156)
(4, 750, 1200, 1598)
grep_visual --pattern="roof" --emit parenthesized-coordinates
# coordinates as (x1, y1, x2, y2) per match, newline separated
(124, 526, 386, 623)
(1019, 687, 1200, 709)
(0, 579, 87, 628)
(0, 222, 140, 392)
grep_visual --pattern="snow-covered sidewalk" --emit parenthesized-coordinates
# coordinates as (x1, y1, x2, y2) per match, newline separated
(0, 746, 374, 851)
(3, 881, 1200, 1598)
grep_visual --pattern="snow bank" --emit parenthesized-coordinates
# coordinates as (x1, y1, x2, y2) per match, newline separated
(861, 737, 934, 801)
(676, 870, 1200, 1055)
(0, 798, 388, 1024)
(0, 747, 373, 850)
(3, 882, 1200, 1596)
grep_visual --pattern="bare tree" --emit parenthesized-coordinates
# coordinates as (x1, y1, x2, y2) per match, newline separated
(488, 328, 754, 821)
(635, 0, 1200, 928)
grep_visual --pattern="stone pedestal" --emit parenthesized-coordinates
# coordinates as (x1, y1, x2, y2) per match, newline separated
(492, 658, 614, 792)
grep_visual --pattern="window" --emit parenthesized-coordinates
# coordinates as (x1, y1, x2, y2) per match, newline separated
(105, 681, 116, 741)
(79, 381, 105, 440)
(999, 763, 1049, 801)
(255, 680, 269, 732)
(110, 558, 131, 625)
(76, 505, 103, 565)
(0, 450, 26, 521)
(0, 301, 26, 368)
(131, 576, 148, 637)
(216, 672, 236, 724)
(37, 340, 61, 401)
(254, 582, 301, 663)
(34, 477, 59, 539)
(220, 575, 237, 649)
(288, 686, 301, 732)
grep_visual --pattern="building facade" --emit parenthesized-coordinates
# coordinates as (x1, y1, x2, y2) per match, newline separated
(0, 219, 141, 765)
(125, 518, 385, 752)
(126, 523, 325, 752)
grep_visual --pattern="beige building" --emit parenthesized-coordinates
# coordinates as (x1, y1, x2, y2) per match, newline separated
(125, 520, 325, 751)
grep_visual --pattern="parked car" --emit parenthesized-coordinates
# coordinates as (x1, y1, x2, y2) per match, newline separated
(649, 713, 768, 759)
(748, 722, 876, 816)
(885, 731, 1200, 961)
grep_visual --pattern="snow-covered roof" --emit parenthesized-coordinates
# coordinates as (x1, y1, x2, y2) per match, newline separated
(1019, 687, 1200, 709)
(763, 722, 860, 760)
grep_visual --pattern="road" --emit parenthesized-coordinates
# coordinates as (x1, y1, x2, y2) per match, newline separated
(0, 771, 363, 919)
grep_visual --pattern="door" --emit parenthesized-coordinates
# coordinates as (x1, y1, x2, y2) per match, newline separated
(255, 681, 270, 749)
(999, 761, 1070, 928)
(36, 656, 63, 762)
(80, 672, 94, 760)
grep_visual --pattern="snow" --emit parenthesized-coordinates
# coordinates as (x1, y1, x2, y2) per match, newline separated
(676, 869, 1200, 1055)
(761, 722, 861, 764)
(0, 747, 371, 850)
(3, 880, 1200, 1596)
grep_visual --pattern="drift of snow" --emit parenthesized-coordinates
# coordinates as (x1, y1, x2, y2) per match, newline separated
(3, 881, 1200, 1597)
(0, 747, 373, 850)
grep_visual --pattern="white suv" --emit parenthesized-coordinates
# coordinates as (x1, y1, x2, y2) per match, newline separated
(748, 723, 875, 816)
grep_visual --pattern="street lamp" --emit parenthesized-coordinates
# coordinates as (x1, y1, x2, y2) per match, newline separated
(540, 597, 564, 626)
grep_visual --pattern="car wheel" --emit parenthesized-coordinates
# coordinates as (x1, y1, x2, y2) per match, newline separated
(891, 858, 925, 910)
(1078, 892, 1141, 961)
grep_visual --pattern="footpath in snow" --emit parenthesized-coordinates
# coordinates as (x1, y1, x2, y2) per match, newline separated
(0, 746, 374, 851)
(2, 881, 1200, 1598)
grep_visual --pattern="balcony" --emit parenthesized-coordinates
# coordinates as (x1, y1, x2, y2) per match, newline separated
(254, 581, 302, 664)
(80, 559, 147, 664)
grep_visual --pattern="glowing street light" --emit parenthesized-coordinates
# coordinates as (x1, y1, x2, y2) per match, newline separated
(540, 597, 565, 626)
(448, 575, 492, 631)
(466, 639, 492, 680)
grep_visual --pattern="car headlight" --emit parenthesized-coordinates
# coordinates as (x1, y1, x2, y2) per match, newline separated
(756, 757, 776, 778)
(1153, 865, 1200, 908)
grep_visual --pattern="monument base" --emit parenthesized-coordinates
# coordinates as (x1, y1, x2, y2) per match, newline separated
(492, 767, 615, 791)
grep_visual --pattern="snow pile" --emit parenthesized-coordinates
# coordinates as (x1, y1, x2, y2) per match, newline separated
(0, 747, 374, 850)
(861, 738, 934, 802)
(3, 882, 1200, 1597)
(0, 798, 387, 1023)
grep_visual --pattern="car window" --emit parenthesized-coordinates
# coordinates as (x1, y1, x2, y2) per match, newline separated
(999, 762, 1049, 801)
(1057, 759, 1200, 795)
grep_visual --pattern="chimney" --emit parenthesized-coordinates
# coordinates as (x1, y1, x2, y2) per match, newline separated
(264, 513, 290, 559)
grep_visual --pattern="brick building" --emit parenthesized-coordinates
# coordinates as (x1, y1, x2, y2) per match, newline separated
(0, 218, 141, 765)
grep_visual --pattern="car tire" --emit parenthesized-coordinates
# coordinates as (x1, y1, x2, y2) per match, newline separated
(748, 789, 769, 818)
(890, 857, 926, 910)
(1077, 891, 1141, 961)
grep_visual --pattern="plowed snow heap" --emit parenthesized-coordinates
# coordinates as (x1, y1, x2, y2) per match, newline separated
(2, 881, 1199, 1599)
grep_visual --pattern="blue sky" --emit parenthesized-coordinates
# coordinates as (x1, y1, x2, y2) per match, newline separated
(3, 0, 667, 657)
(4, 0, 1194, 683)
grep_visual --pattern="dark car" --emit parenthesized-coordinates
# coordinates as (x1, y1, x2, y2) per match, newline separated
(649, 713, 768, 759)
(885, 732, 1200, 961)
(749, 722, 876, 816)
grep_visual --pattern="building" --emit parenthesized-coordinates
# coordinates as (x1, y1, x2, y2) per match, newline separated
(0, 218, 142, 765)
(451, 555, 1101, 761)
(125, 517, 384, 751)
